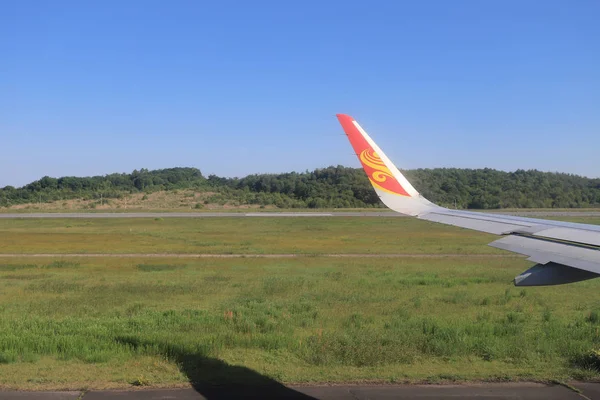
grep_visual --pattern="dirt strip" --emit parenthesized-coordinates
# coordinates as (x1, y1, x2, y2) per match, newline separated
(0, 253, 522, 258)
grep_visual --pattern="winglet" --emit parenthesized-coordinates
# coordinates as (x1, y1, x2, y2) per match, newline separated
(336, 114, 438, 216)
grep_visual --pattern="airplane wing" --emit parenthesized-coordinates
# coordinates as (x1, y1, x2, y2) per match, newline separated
(336, 113, 600, 286)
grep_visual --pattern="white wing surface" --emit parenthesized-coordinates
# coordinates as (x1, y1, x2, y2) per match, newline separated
(336, 114, 600, 286)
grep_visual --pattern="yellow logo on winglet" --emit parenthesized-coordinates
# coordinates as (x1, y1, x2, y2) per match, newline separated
(359, 149, 410, 197)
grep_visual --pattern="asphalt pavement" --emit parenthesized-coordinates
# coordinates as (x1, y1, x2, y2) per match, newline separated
(0, 382, 598, 399)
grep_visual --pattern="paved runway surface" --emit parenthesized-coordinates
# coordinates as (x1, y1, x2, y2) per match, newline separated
(1, 383, 598, 399)
(0, 211, 599, 218)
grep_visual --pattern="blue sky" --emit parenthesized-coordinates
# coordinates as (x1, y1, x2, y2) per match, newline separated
(1, 0, 599, 187)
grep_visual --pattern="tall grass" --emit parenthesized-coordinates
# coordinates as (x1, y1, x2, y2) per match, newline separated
(1, 255, 600, 388)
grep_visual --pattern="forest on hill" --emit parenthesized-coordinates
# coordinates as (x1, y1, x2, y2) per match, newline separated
(1, 166, 599, 209)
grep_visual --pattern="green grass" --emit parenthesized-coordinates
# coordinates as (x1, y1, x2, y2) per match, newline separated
(2, 216, 598, 255)
(1, 216, 600, 389)
(1, 255, 600, 389)
(0, 217, 504, 255)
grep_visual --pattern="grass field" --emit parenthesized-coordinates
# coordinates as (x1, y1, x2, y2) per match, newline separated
(0, 217, 508, 255)
(2, 216, 599, 255)
(1, 217, 600, 390)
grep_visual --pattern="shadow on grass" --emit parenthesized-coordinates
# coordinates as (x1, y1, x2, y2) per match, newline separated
(571, 350, 600, 374)
(115, 336, 317, 399)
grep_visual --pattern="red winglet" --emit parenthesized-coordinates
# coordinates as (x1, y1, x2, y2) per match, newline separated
(336, 114, 410, 197)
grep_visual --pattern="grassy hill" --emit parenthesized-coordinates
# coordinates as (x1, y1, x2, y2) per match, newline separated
(1, 166, 599, 211)
(4, 189, 274, 212)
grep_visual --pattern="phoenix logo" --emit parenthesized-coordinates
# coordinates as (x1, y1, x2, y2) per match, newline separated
(359, 149, 410, 196)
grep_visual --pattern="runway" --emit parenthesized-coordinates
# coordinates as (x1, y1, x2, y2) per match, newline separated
(0, 211, 599, 218)
(0, 382, 596, 399)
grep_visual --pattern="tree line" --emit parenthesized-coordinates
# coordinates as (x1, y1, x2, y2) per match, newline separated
(1, 166, 599, 209)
